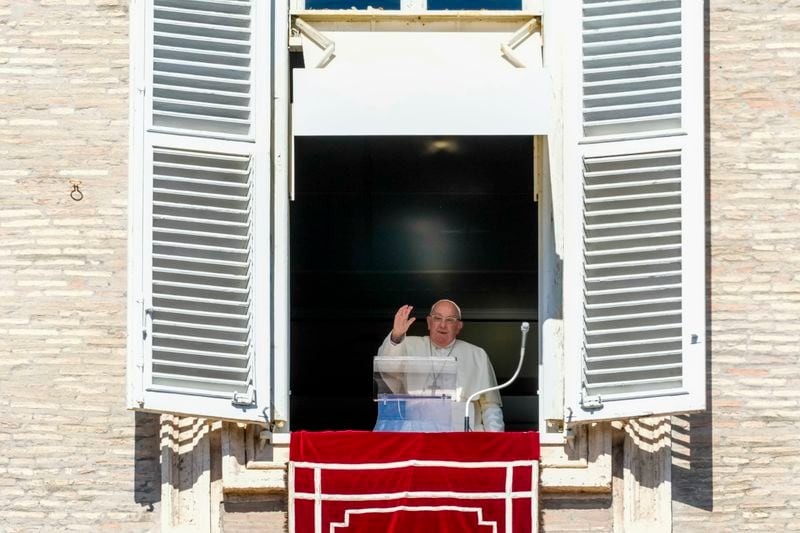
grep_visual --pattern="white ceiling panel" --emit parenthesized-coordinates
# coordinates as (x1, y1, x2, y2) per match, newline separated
(293, 65, 551, 136)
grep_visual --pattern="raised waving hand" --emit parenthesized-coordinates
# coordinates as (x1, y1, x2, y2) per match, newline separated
(391, 305, 416, 343)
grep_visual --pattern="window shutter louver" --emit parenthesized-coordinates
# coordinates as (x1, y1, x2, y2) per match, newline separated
(149, 146, 255, 397)
(151, 0, 254, 138)
(582, 0, 683, 138)
(129, 0, 271, 423)
(581, 149, 684, 398)
(561, 0, 705, 422)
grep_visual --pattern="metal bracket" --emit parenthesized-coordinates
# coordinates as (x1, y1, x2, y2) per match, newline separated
(580, 393, 603, 410)
(289, 28, 302, 52)
(500, 18, 539, 68)
(563, 424, 575, 444)
(142, 305, 153, 340)
(232, 388, 256, 407)
(294, 18, 335, 68)
(258, 429, 272, 450)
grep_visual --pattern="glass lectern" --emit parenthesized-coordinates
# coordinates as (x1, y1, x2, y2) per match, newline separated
(373, 356, 472, 432)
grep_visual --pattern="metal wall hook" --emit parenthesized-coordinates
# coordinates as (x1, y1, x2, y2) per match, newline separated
(69, 180, 83, 201)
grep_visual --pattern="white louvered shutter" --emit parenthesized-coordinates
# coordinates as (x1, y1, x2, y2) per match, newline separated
(561, 0, 705, 422)
(128, 0, 272, 423)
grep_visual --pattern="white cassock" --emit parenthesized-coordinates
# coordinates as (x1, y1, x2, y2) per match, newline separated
(377, 334, 505, 432)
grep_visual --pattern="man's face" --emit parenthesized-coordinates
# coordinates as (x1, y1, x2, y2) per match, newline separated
(426, 301, 463, 348)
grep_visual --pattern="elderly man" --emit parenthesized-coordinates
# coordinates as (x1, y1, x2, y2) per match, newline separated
(377, 299, 504, 432)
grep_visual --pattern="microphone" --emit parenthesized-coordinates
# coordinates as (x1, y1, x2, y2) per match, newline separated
(464, 321, 531, 431)
(520, 321, 530, 350)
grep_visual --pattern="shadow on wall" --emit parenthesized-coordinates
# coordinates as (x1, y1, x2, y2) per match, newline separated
(134, 411, 162, 511)
(671, 0, 713, 512)
(160, 416, 223, 496)
(134, 415, 289, 529)
(671, 411, 713, 512)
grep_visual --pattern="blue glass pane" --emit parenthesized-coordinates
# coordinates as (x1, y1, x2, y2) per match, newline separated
(428, 0, 521, 9)
(306, 0, 400, 9)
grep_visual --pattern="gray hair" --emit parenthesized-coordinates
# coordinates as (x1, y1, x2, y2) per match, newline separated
(430, 299, 462, 320)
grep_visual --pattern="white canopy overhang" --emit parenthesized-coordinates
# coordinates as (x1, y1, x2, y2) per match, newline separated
(293, 66, 551, 136)
(290, 18, 552, 136)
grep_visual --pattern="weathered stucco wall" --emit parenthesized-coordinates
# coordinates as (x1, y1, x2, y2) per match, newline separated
(1, 0, 799, 532)
(0, 0, 161, 530)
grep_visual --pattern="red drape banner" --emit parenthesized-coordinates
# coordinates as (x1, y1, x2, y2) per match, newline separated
(289, 431, 540, 533)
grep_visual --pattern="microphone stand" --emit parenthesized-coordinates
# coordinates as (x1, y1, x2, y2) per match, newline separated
(464, 322, 530, 432)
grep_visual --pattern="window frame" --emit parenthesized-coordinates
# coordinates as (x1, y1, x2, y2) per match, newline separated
(290, 0, 542, 13)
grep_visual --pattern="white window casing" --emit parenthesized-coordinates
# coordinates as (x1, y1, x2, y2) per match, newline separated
(561, 0, 705, 423)
(272, 0, 292, 431)
(128, 0, 273, 423)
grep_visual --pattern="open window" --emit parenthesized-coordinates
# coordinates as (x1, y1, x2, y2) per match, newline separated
(289, 136, 540, 431)
(126, 0, 706, 434)
(286, 11, 551, 431)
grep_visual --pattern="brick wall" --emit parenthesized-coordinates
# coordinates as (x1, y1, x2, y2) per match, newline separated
(671, 0, 800, 531)
(0, 1, 160, 531)
(2, 0, 799, 532)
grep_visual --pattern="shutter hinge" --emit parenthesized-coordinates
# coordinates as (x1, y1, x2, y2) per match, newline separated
(142, 305, 153, 340)
(133, 299, 148, 406)
(258, 429, 272, 449)
(289, 28, 302, 52)
(580, 393, 603, 410)
(232, 387, 256, 407)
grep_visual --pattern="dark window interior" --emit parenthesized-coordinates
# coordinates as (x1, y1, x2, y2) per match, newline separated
(426, 0, 522, 10)
(304, 0, 521, 9)
(305, 0, 400, 9)
(290, 136, 538, 431)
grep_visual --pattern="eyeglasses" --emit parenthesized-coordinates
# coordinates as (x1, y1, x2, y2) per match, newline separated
(429, 314, 460, 325)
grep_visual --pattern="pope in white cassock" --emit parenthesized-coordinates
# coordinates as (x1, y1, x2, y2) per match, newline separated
(377, 299, 505, 432)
